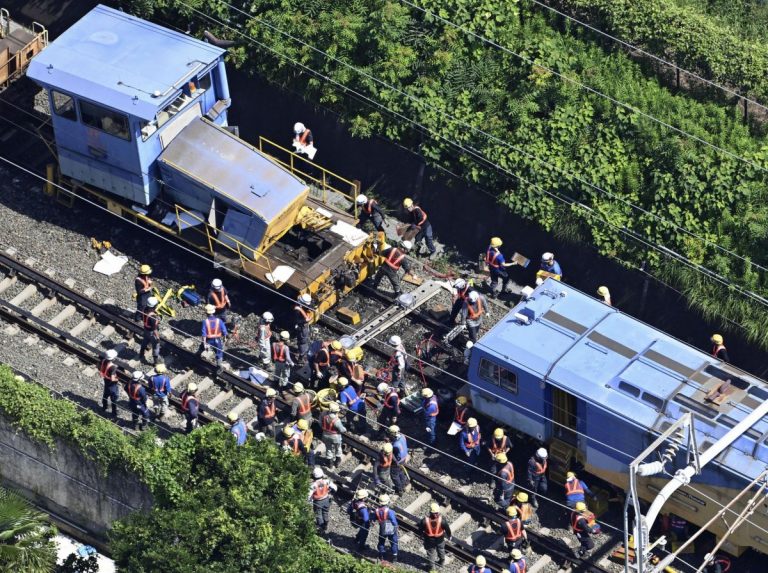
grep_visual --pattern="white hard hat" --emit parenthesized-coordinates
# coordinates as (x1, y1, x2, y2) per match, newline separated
(294, 122, 305, 134)
(187, 382, 198, 393)
(106, 349, 118, 360)
(468, 291, 479, 303)
(147, 296, 159, 308)
(389, 335, 401, 346)
(262, 311, 274, 322)
(293, 382, 305, 393)
(401, 240, 413, 251)
(211, 278, 223, 289)
(356, 194, 368, 204)
(465, 341, 474, 349)
(299, 293, 312, 305)
(312, 467, 324, 479)
(453, 278, 467, 290)
(280, 330, 290, 340)
(476, 556, 487, 567)
(205, 304, 216, 314)
(537, 447, 548, 459)
(132, 371, 143, 381)
(379, 493, 390, 505)
(542, 252, 554, 262)
(377, 382, 389, 394)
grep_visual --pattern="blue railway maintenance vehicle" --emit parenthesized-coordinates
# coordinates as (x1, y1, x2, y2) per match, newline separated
(23, 5, 382, 317)
(468, 278, 768, 556)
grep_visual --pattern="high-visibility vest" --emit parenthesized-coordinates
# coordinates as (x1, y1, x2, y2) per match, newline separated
(144, 311, 158, 331)
(453, 285, 470, 303)
(136, 275, 152, 293)
(261, 400, 276, 419)
(383, 391, 399, 410)
(424, 515, 444, 537)
(463, 429, 480, 448)
(364, 199, 377, 214)
(295, 394, 312, 416)
(351, 499, 368, 523)
(203, 318, 222, 338)
(128, 382, 142, 401)
(385, 248, 405, 270)
(315, 347, 330, 366)
(376, 507, 391, 523)
(321, 413, 338, 435)
(312, 479, 330, 500)
(499, 462, 515, 484)
(99, 359, 117, 381)
(571, 512, 591, 533)
(272, 342, 287, 362)
(379, 452, 393, 468)
(181, 392, 198, 413)
(298, 129, 311, 145)
(424, 396, 439, 417)
(533, 459, 548, 475)
(712, 344, 726, 358)
(565, 480, 585, 497)
(209, 289, 228, 310)
(490, 436, 508, 454)
(284, 434, 301, 454)
(467, 298, 484, 320)
(485, 247, 502, 269)
(454, 405, 468, 425)
(330, 348, 344, 364)
(504, 518, 523, 541)
(295, 304, 313, 323)
(510, 559, 527, 573)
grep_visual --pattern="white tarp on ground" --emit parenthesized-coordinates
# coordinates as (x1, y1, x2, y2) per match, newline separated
(239, 366, 270, 384)
(92, 250, 128, 276)
(330, 219, 368, 247)
(266, 265, 295, 285)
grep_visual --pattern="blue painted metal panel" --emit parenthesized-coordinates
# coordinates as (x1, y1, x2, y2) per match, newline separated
(28, 4, 224, 121)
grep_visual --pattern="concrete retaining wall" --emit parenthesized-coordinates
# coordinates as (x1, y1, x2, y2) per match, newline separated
(0, 415, 152, 542)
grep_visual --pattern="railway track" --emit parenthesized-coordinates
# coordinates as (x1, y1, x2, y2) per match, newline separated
(0, 249, 626, 572)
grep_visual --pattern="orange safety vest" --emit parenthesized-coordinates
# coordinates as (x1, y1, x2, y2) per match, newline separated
(210, 289, 228, 310)
(261, 399, 276, 419)
(330, 349, 344, 364)
(467, 298, 484, 320)
(485, 247, 502, 269)
(453, 285, 470, 303)
(499, 462, 515, 484)
(510, 560, 526, 573)
(383, 391, 400, 410)
(136, 275, 152, 293)
(272, 342, 287, 362)
(204, 317, 222, 338)
(99, 359, 117, 381)
(298, 129, 311, 146)
(533, 459, 548, 475)
(144, 311, 158, 331)
(565, 480, 584, 496)
(295, 394, 312, 416)
(181, 392, 197, 412)
(312, 479, 329, 500)
(295, 304, 313, 323)
(364, 199, 377, 214)
(464, 429, 480, 448)
(490, 436, 508, 454)
(322, 413, 338, 435)
(385, 248, 405, 270)
(454, 405, 468, 425)
(504, 518, 523, 541)
(284, 434, 301, 455)
(424, 515, 444, 537)
(571, 511, 592, 533)
(315, 347, 330, 367)
(413, 206, 428, 227)
(379, 452, 393, 468)
(128, 382, 142, 401)
(376, 507, 391, 523)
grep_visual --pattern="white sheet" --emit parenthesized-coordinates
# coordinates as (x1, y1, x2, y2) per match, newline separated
(329, 219, 369, 247)
(266, 265, 296, 285)
(92, 250, 128, 276)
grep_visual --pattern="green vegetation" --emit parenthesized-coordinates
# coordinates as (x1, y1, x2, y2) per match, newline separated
(130, 0, 768, 345)
(0, 487, 57, 573)
(0, 367, 388, 572)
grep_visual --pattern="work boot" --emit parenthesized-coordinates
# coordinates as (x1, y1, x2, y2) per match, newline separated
(101, 401, 108, 411)
(111, 405, 118, 417)
(391, 554, 398, 564)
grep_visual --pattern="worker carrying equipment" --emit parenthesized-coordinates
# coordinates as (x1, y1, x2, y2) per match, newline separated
(292, 121, 317, 160)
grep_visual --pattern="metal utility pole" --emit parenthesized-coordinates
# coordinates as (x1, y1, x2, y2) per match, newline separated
(625, 397, 768, 573)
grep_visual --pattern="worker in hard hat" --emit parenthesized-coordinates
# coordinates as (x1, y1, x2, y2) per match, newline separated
(293, 294, 314, 365)
(257, 387, 278, 437)
(348, 489, 372, 550)
(420, 502, 452, 570)
(292, 122, 316, 160)
(449, 278, 476, 324)
(126, 371, 150, 431)
(272, 331, 295, 388)
(207, 278, 231, 325)
(197, 303, 228, 373)
(149, 363, 172, 418)
(500, 505, 528, 552)
(387, 425, 411, 493)
(710, 334, 730, 363)
(338, 377, 366, 434)
(453, 395, 471, 431)
(460, 418, 482, 465)
(494, 452, 516, 507)
(321, 402, 346, 469)
(139, 296, 162, 365)
(228, 411, 247, 446)
(375, 493, 399, 563)
(509, 547, 527, 573)
(462, 290, 487, 343)
(513, 491, 535, 526)
(99, 349, 120, 417)
(290, 382, 313, 422)
(570, 501, 596, 557)
(468, 555, 491, 573)
(256, 311, 274, 369)
(373, 442, 396, 490)
(402, 198, 436, 258)
(488, 428, 511, 476)
(377, 383, 400, 436)
(134, 263, 153, 321)
(372, 240, 413, 297)
(536, 252, 562, 285)
(180, 382, 200, 433)
(564, 471, 596, 509)
(388, 335, 408, 390)
(421, 387, 440, 446)
(281, 423, 308, 461)
(339, 346, 366, 395)
(308, 467, 337, 533)
(527, 447, 548, 508)
(355, 194, 386, 232)
(485, 237, 516, 298)
(597, 286, 612, 306)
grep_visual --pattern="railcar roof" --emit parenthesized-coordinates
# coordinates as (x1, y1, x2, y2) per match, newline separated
(478, 279, 768, 478)
(27, 4, 224, 120)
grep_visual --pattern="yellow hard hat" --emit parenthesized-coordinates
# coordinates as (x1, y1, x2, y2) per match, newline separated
(490, 237, 502, 248)
(597, 286, 610, 297)
(155, 364, 167, 374)
(575, 501, 587, 512)
(493, 428, 504, 439)
(711, 333, 724, 345)
(346, 346, 364, 362)
(297, 419, 309, 431)
(329, 402, 340, 413)
(403, 198, 413, 208)
(331, 340, 343, 350)
(382, 443, 393, 454)
(467, 417, 478, 428)
(429, 502, 440, 514)
(516, 491, 529, 503)
(283, 424, 294, 436)
(139, 264, 152, 274)
(506, 505, 518, 517)
(566, 471, 576, 480)
(475, 556, 486, 567)
(337, 377, 349, 386)
(495, 452, 508, 464)
(456, 395, 468, 406)
(421, 387, 434, 398)
(227, 411, 238, 422)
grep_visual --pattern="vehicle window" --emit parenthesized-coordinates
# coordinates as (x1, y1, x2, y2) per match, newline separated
(478, 358, 518, 394)
(51, 90, 77, 121)
(79, 100, 130, 141)
(199, 72, 212, 92)
(641, 392, 664, 411)
(618, 381, 641, 398)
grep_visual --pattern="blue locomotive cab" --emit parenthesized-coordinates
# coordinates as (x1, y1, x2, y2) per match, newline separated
(27, 4, 230, 206)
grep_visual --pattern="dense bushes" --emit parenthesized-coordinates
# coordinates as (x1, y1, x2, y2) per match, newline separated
(0, 366, 387, 572)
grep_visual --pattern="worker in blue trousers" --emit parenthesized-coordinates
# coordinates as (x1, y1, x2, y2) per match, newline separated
(348, 488, 372, 550)
(99, 348, 120, 417)
(149, 363, 172, 418)
(402, 198, 436, 257)
(139, 296, 161, 365)
(421, 387, 439, 446)
(375, 493, 399, 564)
(180, 382, 200, 433)
(527, 447, 549, 508)
(126, 371, 150, 431)
(338, 376, 366, 433)
(228, 411, 247, 445)
(198, 304, 228, 373)
(460, 418, 482, 465)
(388, 425, 410, 493)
